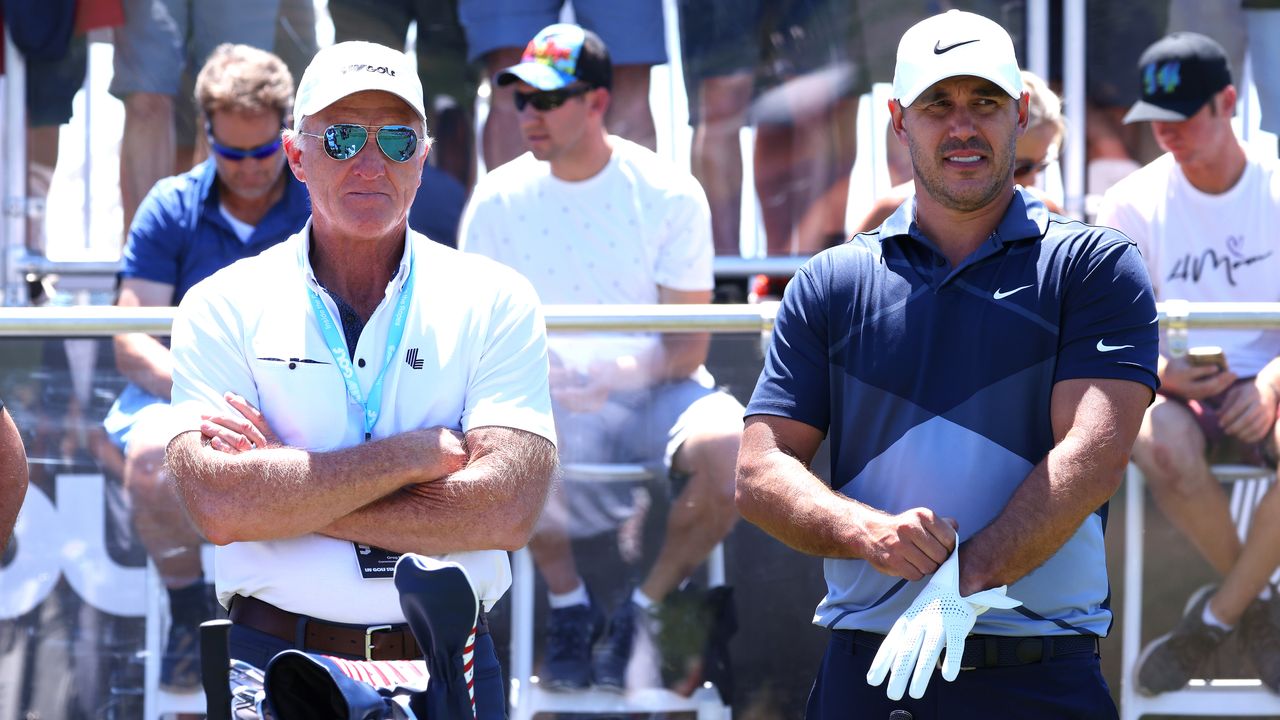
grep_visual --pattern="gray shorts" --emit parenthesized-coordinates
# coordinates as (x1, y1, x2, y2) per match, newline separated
(552, 377, 743, 538)
(109, 0, 282, 99)
(110, 0, 316, 146)
(554, 377, 742, 472)
(458, 0, 667, 65)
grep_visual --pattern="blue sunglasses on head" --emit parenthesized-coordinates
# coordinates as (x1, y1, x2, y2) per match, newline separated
(205, 121, 284, 161)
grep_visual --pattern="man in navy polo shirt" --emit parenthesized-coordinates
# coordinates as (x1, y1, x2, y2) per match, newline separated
(103, 43, 311, 692)
(736, 10, 1158, 719)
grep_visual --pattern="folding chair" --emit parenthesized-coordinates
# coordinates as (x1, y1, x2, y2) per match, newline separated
(1120, 463, 1280, 718)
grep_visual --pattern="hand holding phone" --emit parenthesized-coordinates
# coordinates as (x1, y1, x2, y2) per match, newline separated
(1188, 346, 1228, 372)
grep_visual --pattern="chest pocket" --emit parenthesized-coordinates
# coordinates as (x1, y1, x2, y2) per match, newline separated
(249, 351, 350, 450)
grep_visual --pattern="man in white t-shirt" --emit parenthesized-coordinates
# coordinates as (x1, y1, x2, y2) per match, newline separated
(1097, 32, 1280, 696)
(460, 23, 743, 693)
(164, 40, 557, 718)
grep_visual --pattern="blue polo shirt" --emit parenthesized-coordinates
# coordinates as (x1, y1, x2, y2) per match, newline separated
(106, 159, 311, 452)
(121, 158, 311, 303)
(746, 189, 1158, 638)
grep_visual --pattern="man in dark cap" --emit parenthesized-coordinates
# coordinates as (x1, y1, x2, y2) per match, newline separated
(1098, 32, 1280, 696)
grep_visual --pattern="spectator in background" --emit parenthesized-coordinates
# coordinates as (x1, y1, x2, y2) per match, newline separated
(460, 23, 742, 693)
(1167, 0, 1280, 154)
(679, 0, 860, 258)
(4, 0, 123, 261)
(110, 0, 316, 239)
(0, 398, 28, 555)
(853, 69, 1065, 233)
(102, 43, 309, 692)
(1097, 32, 1280, 696)
(459, 0, 663, 172)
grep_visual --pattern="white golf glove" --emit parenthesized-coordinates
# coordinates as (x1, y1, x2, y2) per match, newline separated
(865, 539, 1022, 700)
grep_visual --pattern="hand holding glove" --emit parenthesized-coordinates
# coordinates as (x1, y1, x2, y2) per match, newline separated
(866, 537, 1022, 700)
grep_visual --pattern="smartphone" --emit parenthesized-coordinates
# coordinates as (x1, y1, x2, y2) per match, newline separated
(1187, 346, 1228, 371)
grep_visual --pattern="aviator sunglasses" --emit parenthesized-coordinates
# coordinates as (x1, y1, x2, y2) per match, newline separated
(297, 123, 422, 163)
(205, 122, 284, 161)
(513, 85, 593, 112)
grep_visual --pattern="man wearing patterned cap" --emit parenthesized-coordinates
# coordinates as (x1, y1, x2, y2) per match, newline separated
(461, 23, 744, 694)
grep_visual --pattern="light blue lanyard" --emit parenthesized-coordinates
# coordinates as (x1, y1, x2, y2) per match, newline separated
(306, 253, 415, 442)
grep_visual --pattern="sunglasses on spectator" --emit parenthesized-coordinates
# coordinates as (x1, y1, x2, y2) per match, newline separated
(1014, 158, 1051, 178)
(297, 124, 422, 163)
(513, 85, 593, 113)
(205, 123, 284, 161)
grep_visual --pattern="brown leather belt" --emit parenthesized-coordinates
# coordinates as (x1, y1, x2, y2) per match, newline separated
(229, 595, 427, 661)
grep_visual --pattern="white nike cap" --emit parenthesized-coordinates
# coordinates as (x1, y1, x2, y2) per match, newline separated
(892, 9, 1024, 107)
(293, 41, 426, 131)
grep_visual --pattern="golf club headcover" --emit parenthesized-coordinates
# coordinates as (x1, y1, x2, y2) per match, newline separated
(395, 554, 480, 720)
(263, 650, 425, 719)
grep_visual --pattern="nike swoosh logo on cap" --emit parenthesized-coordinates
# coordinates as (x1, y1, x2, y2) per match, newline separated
(993, 284, 1033, 300)
(1097, 339, 1135, 353)
(934, 39, 980, 54)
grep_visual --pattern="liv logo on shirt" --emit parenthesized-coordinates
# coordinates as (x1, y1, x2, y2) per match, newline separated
(405, 348, 424, 370)
(1167, 237, 1272, 287)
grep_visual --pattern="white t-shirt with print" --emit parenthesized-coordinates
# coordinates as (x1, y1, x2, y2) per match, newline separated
(169, 222, 556, 623)
(459, 137, 714, 375)
(1096, 149, 1280, 377)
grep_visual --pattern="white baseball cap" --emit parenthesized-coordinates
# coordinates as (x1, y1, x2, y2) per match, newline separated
(293, 41, 426, 131)
(892, 10, 1023, 107)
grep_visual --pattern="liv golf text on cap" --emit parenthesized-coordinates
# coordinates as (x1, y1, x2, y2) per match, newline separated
(1123, 32, 1232, 124)
(892, 9, 1023, 107)
(293, 40, 426, 131)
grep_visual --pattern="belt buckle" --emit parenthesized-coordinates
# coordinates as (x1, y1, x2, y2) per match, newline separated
(365, 624, 393, 661)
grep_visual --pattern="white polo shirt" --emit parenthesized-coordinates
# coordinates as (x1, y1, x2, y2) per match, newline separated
(170, 221, 556, 623)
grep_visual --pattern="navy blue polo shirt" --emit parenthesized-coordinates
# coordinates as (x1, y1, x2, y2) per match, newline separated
(121, 158, 312, 303)
(746, 188, 1158, 637)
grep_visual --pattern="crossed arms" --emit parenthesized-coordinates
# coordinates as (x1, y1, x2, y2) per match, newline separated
(167, 411, 556, 553)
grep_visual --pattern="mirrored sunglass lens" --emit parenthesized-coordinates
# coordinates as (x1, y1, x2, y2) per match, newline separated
(323, 124, 368, 160)
(375, 126, 418, 162)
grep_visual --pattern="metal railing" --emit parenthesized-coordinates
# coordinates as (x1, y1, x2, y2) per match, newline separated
(0, 302, 1278, 337)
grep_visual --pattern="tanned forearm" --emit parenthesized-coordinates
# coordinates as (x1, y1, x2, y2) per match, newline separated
(957, 379, 1149, 595)
(321, 426, 557, 554)
(0, 410, 28, 554)
(736, 427, 866, 557)
(167, 428, 463, 545)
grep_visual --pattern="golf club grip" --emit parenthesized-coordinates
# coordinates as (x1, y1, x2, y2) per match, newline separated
(200, 619, 234, 719)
